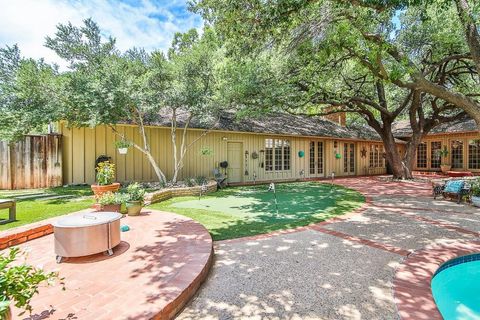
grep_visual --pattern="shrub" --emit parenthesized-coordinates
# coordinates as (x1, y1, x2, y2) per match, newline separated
(98, 191, 122, 205)
(184, 177, 196, 187)
(0, 248, 64, 317)
(195, 176, 208, 185)
(96, 161, 115, 185)
(471, 178, 480, 197)
(125, 183, 146, 202)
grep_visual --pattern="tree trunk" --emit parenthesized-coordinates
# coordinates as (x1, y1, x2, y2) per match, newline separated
(380, 125, 412, 179)
(455, 0, 480, 77)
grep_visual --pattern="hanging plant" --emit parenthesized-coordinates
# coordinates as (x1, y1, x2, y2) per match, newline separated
(115, 140, 132, 154)
(200, 146, 214, 156)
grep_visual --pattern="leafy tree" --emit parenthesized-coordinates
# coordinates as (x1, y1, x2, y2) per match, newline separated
(193, 0, 471, 179)
(166, 28, 222, 183)
(46, 19, 170, 183)
(0, 45, 59, 141)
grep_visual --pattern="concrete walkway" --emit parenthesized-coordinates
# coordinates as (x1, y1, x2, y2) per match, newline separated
(177, 177, 480, 320)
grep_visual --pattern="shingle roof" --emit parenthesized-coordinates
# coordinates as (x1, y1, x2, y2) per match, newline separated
(392, 117, 479, 137)
(142, 111, 383, 141)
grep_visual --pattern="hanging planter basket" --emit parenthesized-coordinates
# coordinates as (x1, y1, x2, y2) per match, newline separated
(335, 153, 342, 159)
(115, 140, 132, 155)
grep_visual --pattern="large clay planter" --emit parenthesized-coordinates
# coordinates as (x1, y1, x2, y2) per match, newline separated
(126, 201, 143, 216)
(440, 164, 451, 174)
(91, 183, 121, 200)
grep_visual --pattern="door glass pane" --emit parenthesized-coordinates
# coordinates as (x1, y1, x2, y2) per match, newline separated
(416, 143, 427, 168)
(431, 142, 442, 169)
(317, 142, 323, 174)
(469, 139, 480, 169)
(309, 141, 315, 174)
(350, 144, 355, 173)
(343, 143, 348, 172)
(451, 140, 464, 169)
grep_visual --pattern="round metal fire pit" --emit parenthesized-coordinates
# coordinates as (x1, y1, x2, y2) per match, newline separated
(53, 212, 122, 263)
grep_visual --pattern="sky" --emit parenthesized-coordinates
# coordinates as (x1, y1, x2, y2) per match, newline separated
(0, 0, 203, 68)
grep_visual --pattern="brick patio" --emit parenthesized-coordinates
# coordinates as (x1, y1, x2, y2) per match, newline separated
(9, 209, 213, 320)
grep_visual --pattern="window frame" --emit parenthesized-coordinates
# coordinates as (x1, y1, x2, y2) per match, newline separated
(264, 138, 291, 172)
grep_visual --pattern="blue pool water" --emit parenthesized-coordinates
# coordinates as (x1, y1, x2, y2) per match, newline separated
(431, 255, 480, 320)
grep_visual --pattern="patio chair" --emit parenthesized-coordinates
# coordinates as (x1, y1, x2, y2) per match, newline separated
(213, 168, 227, 189)
(433, 179, 471, 204)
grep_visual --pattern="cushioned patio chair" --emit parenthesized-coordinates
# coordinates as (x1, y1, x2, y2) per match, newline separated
(433, 180, 471, 204)
(213, 168, 227, 189)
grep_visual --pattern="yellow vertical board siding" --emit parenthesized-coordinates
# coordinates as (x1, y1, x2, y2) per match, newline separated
(72, 127, 85, 183)
(115, 126, 126, 182)
(415, 132, 480, 172)
(62, 123, 396, 185)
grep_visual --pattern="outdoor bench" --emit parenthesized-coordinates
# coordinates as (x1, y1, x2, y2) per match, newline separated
(432, 180, 471, 204)
(0, 199, 16, 224)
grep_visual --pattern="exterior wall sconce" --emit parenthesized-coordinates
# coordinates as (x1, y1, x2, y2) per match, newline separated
(222, 136, 228, 141)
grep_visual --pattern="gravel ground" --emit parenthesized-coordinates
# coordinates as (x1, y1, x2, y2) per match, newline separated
(177, 230, 401, 320)
(323, 207, 476, 251)
(176, 178, 480, 320)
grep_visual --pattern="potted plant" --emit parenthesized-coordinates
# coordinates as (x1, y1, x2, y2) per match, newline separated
(115, 140, 132, 155)
(471, 178, 480, 207)
(125, 183, 146, 216)
(97, 191, 124, 212)
(437, 147, 451, 173)
(91, 161, 120, 199)
(0, 248, 64, 319)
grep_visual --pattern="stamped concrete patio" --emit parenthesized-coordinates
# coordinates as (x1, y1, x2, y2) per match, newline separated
(8, 210, 213, 320)
(177, 177, 480, 320)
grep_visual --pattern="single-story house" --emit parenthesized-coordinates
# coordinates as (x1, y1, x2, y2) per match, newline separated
(57, 112, 480, 185)
(393, 118, 480, 173)
(59, 112, 394, 185)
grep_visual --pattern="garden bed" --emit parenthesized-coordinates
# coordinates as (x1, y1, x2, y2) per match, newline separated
(144, 180, 218, 205)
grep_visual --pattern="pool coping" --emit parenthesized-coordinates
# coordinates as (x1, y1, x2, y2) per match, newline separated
(393, 240, 480, 320)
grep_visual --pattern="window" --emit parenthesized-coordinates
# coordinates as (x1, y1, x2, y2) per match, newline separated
(416, 143, 427, 168)
(309, 141, 315, 174)
(317, 142, 323, 174)
(265, 138, 290, 171)
(469, 139, 480, 169)
(349, 143, 355, 173)
(369, 144, 385, 168)
(451, 140, 464, 169)
(265, 139, 273, 171)
(344, 144, 348, 172)
(431, 142, 442, 169)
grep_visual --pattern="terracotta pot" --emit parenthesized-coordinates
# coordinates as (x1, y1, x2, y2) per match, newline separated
(91, 182, 121, 199)
(97, 204, 121, 213)
(126, 201, 143, 216)
(440, 164, 451, 173)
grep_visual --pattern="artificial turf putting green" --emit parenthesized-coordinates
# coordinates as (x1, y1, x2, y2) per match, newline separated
(150, 182, 365, 241)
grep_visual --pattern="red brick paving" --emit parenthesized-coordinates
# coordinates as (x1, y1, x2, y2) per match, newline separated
(393, 240, 480, 320)
(9, 209, 213, 320)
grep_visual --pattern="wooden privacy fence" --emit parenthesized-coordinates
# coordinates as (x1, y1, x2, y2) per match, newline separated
(0, 134, 63, 189)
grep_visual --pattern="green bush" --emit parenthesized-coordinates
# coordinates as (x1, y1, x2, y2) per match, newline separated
(98, 191, 124, 205)
(0, 248, 64, 317)
(195, 176, 208, 185)
(125, 183, 146, 202)
(471, 178, 480, 197)
(96, 161, 115, 185)
(184, 177, 196, 187)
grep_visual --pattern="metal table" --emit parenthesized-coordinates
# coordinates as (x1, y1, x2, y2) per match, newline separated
(52, 212, 122, 263)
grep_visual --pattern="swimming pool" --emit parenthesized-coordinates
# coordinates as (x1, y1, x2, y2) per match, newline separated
(431, 254, 480, 320)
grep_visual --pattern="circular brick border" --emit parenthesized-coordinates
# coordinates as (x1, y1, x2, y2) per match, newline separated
(394, 240, 480, 320)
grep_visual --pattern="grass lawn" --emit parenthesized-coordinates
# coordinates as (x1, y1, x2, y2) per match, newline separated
(0, 186, 94, 231)
(150, 182, 365, 240)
